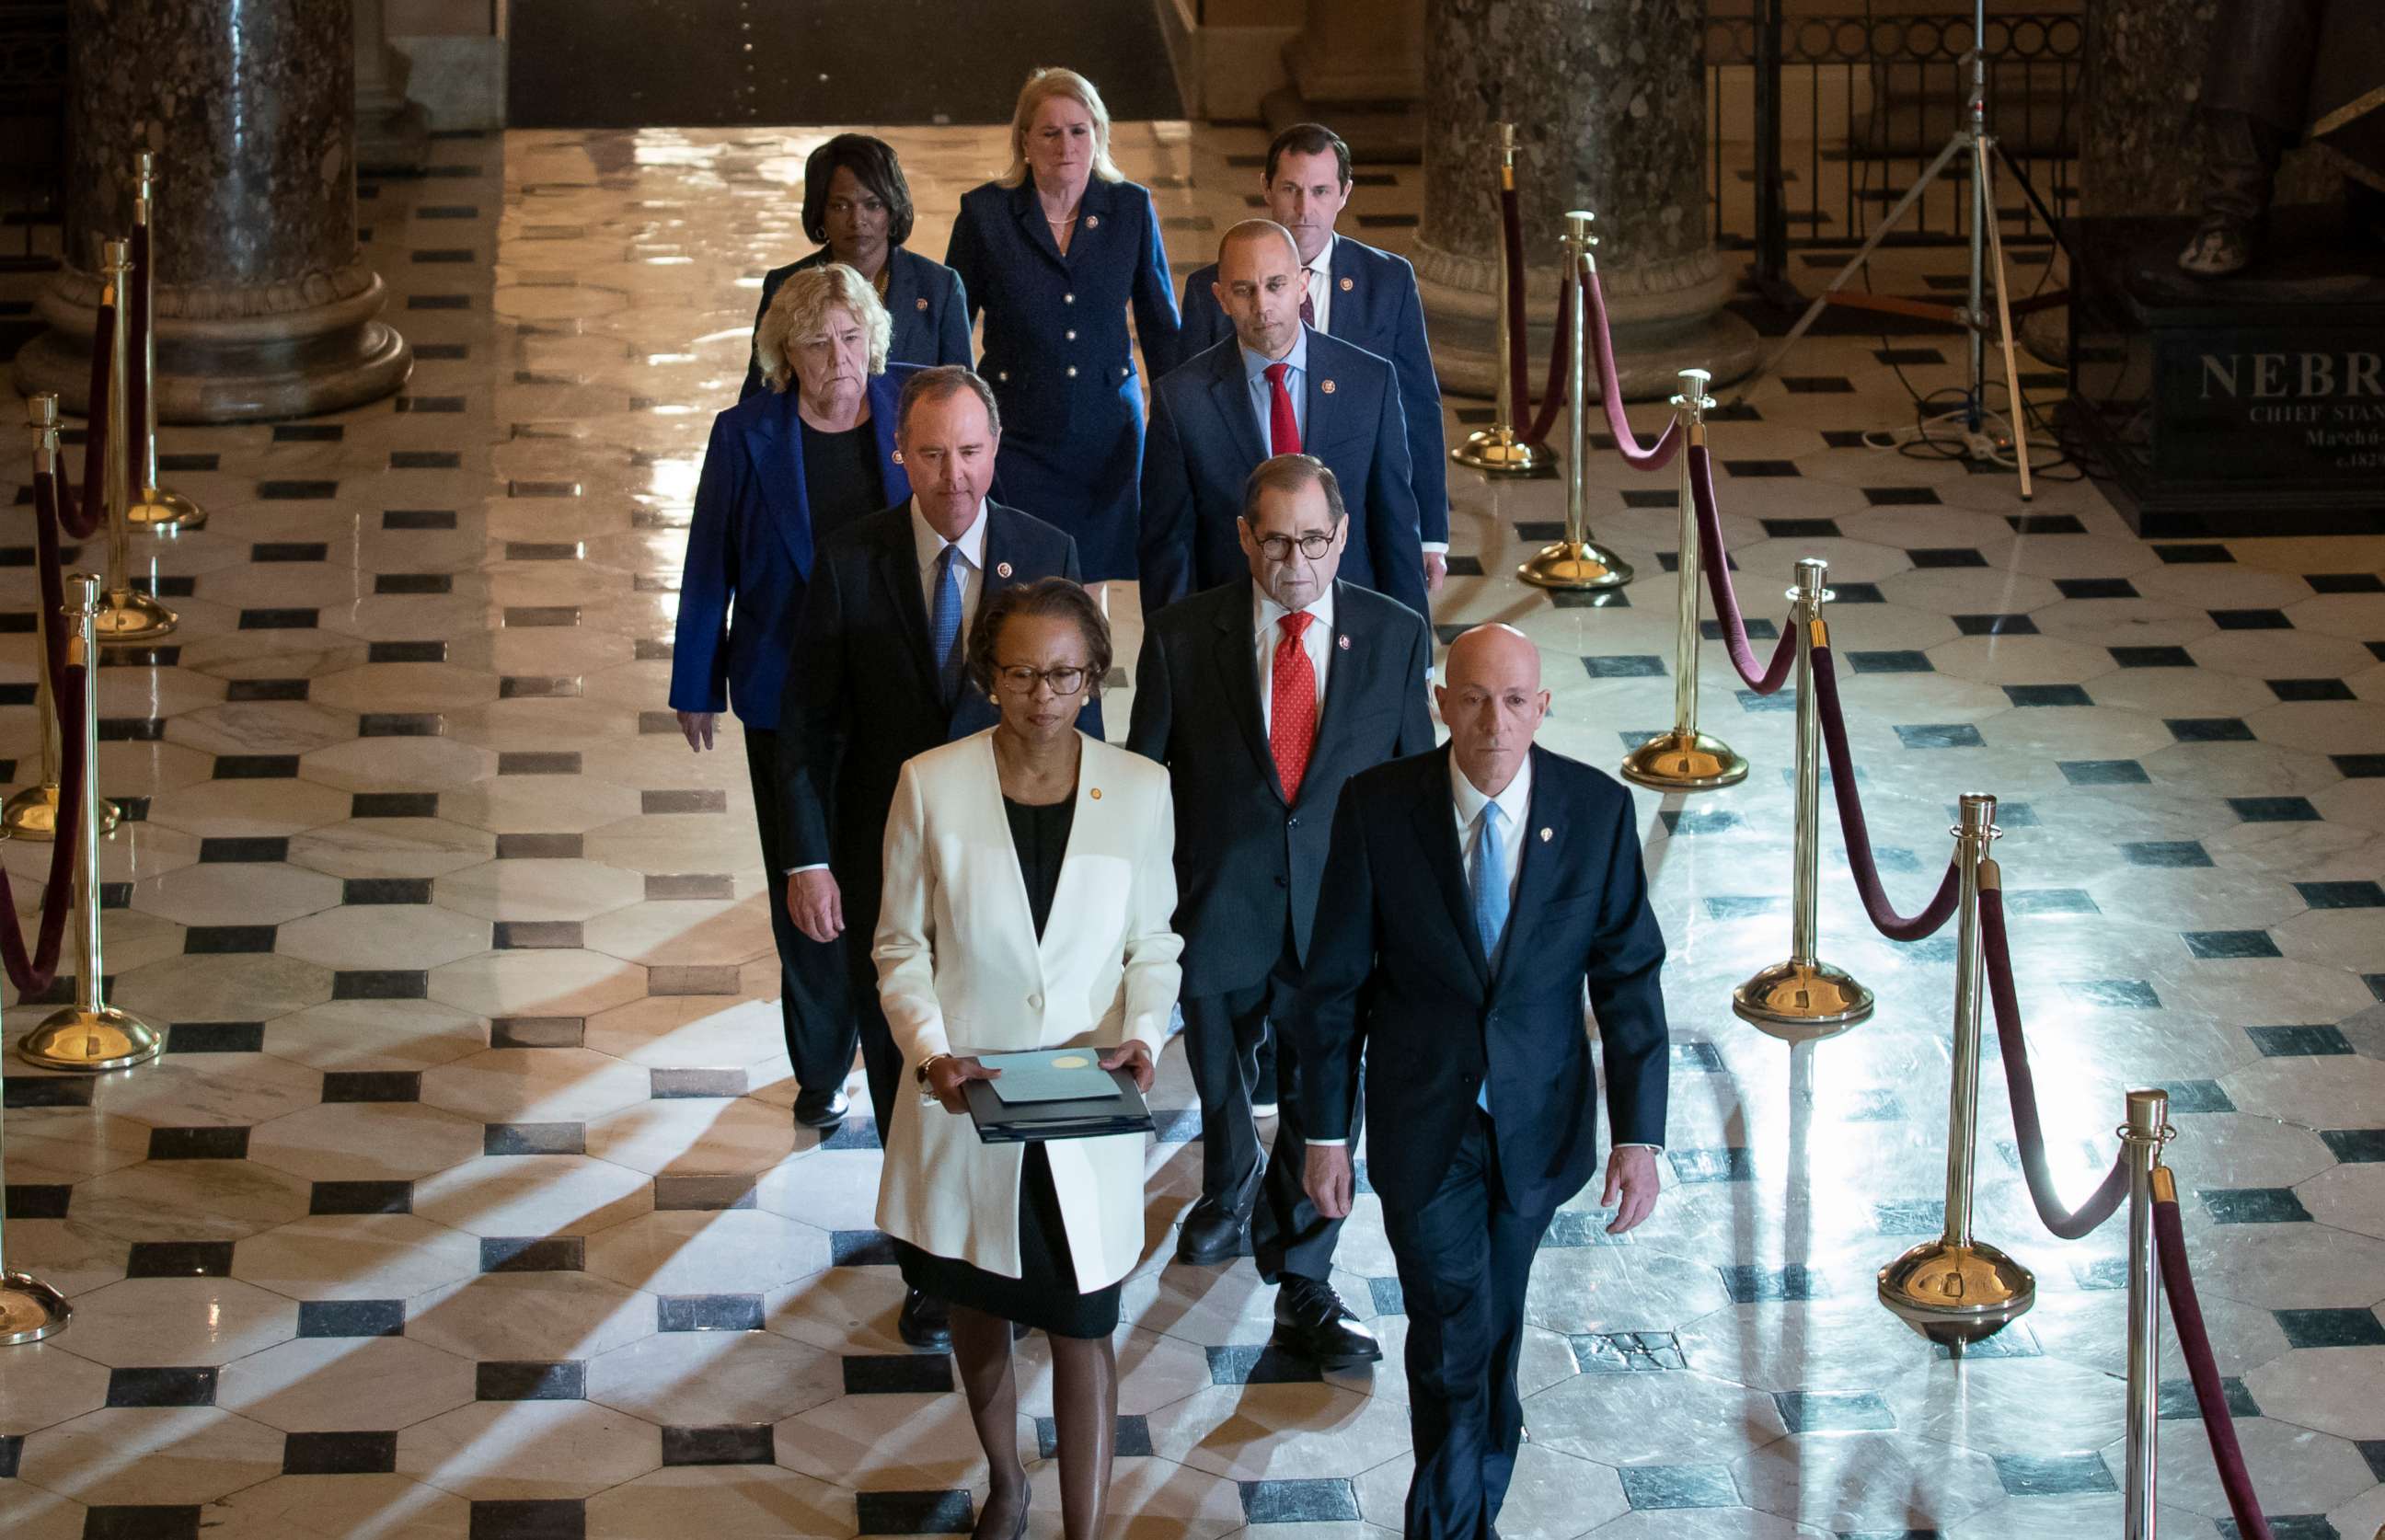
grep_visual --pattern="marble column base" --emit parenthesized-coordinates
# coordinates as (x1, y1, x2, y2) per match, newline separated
(358, 92, 431, 177)
(13, 259, 412, 423)
(1415, 238, 1761, 401)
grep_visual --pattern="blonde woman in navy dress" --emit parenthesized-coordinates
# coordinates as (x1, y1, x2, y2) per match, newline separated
(944, 67, 1183, 592)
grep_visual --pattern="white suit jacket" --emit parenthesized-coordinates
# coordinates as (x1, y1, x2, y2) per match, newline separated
(872, 729, 1183, 1290)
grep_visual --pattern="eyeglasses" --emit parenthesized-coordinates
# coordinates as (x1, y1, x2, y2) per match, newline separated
(1248, 527, 1338, 562)
(995, 664, 1089, 697)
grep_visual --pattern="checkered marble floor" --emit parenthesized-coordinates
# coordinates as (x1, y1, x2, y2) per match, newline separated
(0, 122, 2380, 1540)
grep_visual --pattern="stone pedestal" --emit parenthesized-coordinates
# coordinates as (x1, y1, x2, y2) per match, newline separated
(11, 0, 410, 424)
(356, 0, 432, 176)
(1416, 0, 1758, 401)
(1268, 0, 1426, 164)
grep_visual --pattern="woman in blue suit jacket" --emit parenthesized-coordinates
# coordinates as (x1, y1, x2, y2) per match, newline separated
(945, 68, 1181, 585)
(741, 134, 970, 399)
(675, 263, 915, 1129)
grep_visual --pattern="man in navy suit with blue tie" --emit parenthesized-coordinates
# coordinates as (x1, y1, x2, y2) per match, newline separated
(1287, 624, 1671, 1540)
(1137, 220, 1428, 618)
(1177, 123, 1448, 592)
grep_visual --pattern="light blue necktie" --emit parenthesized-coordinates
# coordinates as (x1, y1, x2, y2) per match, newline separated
(930, 544, 963, 705)
(1469, 800, 1507, 1115)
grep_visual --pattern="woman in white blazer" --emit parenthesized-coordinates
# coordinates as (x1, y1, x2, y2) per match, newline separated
(873, 577, 1181, 1540)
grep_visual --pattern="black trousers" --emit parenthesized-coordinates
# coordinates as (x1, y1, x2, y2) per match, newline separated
(741, 728, 855, 1094)
(1382, 1111, 1555, 1540)
(843, 910, 904, 1143)
(1181, 965, 1356, 1283)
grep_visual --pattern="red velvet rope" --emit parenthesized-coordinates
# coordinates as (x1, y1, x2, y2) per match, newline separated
(0, 468, 92, 996)
(1980, 887, 2130, 1238)
(1519, 275, 1575, 449)
(58, 299, 115, 541)
(2154, 1197, 2275, 1540)
(1686, 445, 1796, 694)
(1581, 270, 1683, 472)
(127, 224, 150, 491)
(1810, 646, 1962, 941)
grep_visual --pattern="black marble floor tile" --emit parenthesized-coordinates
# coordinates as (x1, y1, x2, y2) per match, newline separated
(2273, 1308, 2385, 1350)
(384, 509, 459, 530)
(297, 1298, 406, 1338)
(2297, 879, 2385, 910)
(258, 479, 340, 500)
(125, 1240, 235, 1278)
(647, 873, 735, 900)
(5, 1076, 97, 1109)
(661, 1423, 776, 1465)
(477, 1360, 585, 1400)
(312, 1179, 413, 1215)
(2166, 717, 2256, 742)
(2246, 1025, 2354, 1058)
(652, 1175, 756, 1210)
(215, 754, 302, 779)
(1762, 518, 1840, 538)
(640, 788, 728, 814)
(2200, 1187, 2313, 1224)
(495, 921, 582, 949)
(2320, 1128, 2385, 1163)
(2269, 678, 2356, 702)
(343, 878, 433, 904)
(2121, 840, 2213, 868)
(1719, 1265, 1827, 1304)
(650, 1066, 743, 1098)
(479, 1236, 584, 1272)
(843, 1353, 954, 1394)
(282, 1429, 399, 1475)
(1775, 1389, 1895, 1432)
(2059, 759, 2150, 787)
(390, 450, 464, 470)
(1894, 723, 1983, 748)
(351, 792, 440, 818)
(851, 1490, 971, 1535)
(0, 1431, 17, 1477)
(2209, 608, 2293, 631)
(1670, 1147, 1757, 1182)
(1957, 613, 2038, 636)
(1722, 459, 1799, 477)
(489, 1017, 584, 1048)
(2153, 543, 2232, 564)
(224, 678, 311, 703)
(498, 751, 584, 775)
(2008, 889, 2100, 915)
(252, 542, 328, 563)
(1205, 1344, 1322, 1385)
(370, 640, 449, 664)
(1583, 655, 1666, 679)
(2153, 1080, 2235, 1113)
(2159, 1375, 2260, 1420)
(1847, 649, 1933, 673)
(2306, 572, 2385, 593)
(485, 1122, 586, 1155)
(649, 965, 741, 994)
(2109, 645, 2195, 668)
(83, 1508, 204, 1540)
(822, 1118, 881, 1151)
(497, 833, 582, 858)
(239, 608, 321, 631)
(1862, 486, 1941, 506)
(2227, 796, 2321, 822)
(832, 1230, 901, 1267)
(1700, 617, 1778, 642)
(1619, 1465, 1739, 1510)
(2011, 512, 2086, 534)
(1239, 1477, 1361, 1523)
(2057, 578, 2138, 600)
(499, 676, 582, 699)
(1991, 1453, 2116, 1496)
(2332, 753, 2385, 778)
(467, 1498, 583, 1540)
(147, 1126, 250, 1160)
(375, 572, 454, 595)
(2062, 979, 2161, 1009)
(4, 1182, 71, 1218)
(324, 1070, 421, 1103)
(107, 1366, 217, 1408)
(1909, 546, 1986, 569)
(333, 970, 431, 999)
(657, 1293, 766, 1332)
(186, 925, 278, 954)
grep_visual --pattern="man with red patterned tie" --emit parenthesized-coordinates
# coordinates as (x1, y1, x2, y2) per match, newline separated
(1137, 221, 1427, 618)
(1126, 454, 1436, 1367)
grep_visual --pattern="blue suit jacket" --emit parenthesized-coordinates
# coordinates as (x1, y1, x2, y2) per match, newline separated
(1284, 744, 1671, 1216)
(944, 177, 1182, 580)
(1137, 330, 1427, 618)
(741, 247, 971, 400)
(670, 365, 916, 729)
(1179, 236, 1448, 546)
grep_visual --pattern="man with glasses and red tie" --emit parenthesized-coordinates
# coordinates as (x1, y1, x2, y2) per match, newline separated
(1126, 453, 1434, 1368)
(1136, 220, 1427, 620)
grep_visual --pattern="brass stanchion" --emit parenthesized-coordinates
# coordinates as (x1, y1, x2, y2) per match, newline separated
(1451, 124, 1555, 479)
(17, 573, 161, 1072)
(3, 396, 123, 842)
(89, 240, 175, 646)
(0, 1107, 74, 1343)
(1879, 793, 2033, 1349)
(2123, 1087, 2173, 1540)
(1733, 558, 1872, 1037)
(1518, 212, 1632, 591)
(125, 152, 206, 534)
(1620, 367, 1746, 787)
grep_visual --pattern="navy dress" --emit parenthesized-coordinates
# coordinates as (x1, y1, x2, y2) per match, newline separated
(944, 177, 1182, 582)
(741, 247, 972, 401)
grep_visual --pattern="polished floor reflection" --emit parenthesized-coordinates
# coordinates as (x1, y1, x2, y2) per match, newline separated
(0, 123, 2381, 1540)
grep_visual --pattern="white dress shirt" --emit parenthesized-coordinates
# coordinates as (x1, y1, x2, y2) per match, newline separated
(1239, 324, 1309, 452)
(1301, 234, 1335, 336)
(1253, 584, 1333, 735)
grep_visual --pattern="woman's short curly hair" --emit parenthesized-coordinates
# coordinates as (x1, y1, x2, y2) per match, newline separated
(753, 263, 892, 395)
(965, 577, 1113, 700)
(802, 133, 916, 248)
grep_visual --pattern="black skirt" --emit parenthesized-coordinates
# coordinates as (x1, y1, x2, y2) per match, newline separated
(893, 1143, 1123, 1340)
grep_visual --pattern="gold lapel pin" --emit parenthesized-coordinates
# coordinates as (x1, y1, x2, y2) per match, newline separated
(891, 449, 904, 465)
(996, 561, 1014, 578)
(1089, 787, 1102, 799)
(915, 296, 928, 310)
(1539, 827, 1552, 843)
(1086, 214, 1100, 229)
(1339, 276, 1354, 292)
(1320, 379, 1336, 395)
(1337, 635, 1351, 650)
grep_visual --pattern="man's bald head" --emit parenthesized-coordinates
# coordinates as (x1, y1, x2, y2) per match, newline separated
(1436, 625, 1549, 796)
(1213, 219, 1306, 360)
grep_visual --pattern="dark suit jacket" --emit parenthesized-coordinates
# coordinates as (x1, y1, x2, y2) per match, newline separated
(1124, 578, 1435, 1000)
(775, 500, 1100, 923)
(740, 247, 972, 401)
(670, 368, 915, 729)
(1285, 744, 1669, 1216)
(1137, 330, 1426, 617)
(1178, 235, 1449, 546)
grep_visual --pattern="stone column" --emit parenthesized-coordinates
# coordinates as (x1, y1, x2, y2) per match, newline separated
(356, 0, 431, 176)
(11, 0, 410, 423)
(1417, 0, 1758, 400)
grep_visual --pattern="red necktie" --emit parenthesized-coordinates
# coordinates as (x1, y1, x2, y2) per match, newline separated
(1270, 611, 1319, 803)
(1264, 361, 1300, 456)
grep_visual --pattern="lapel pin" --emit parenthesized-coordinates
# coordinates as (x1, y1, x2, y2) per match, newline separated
(1321, 379, 1336, 395)
(996, 560, 1013, 579)
(1337, 634, 1351, 650)
(1339, 276, 1354, 292)
(1539, 827, 1552, 843)
(891, 450, 904, 465)
(915, 296, 928, 310)
(1089, 787, 1102, 799)
(1086, 214, 1100, 229)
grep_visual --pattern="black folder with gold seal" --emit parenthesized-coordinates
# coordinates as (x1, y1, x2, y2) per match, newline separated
(961, 1048, 1157, 1144)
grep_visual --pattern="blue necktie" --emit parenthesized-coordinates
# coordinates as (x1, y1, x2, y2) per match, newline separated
(930, 544, 963, 705)
(1469, 799, 1507, 1116)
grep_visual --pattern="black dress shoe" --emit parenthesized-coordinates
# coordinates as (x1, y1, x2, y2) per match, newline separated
(899, 1287, 951, 1352)
(1272, 1276, 1382, 1369)
(792, 1086, 849, 1128)
(1174, 1198, 1248, 1265)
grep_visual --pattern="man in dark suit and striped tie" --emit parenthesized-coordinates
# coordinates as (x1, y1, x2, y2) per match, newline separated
(1287, 624, 1672, 1539)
